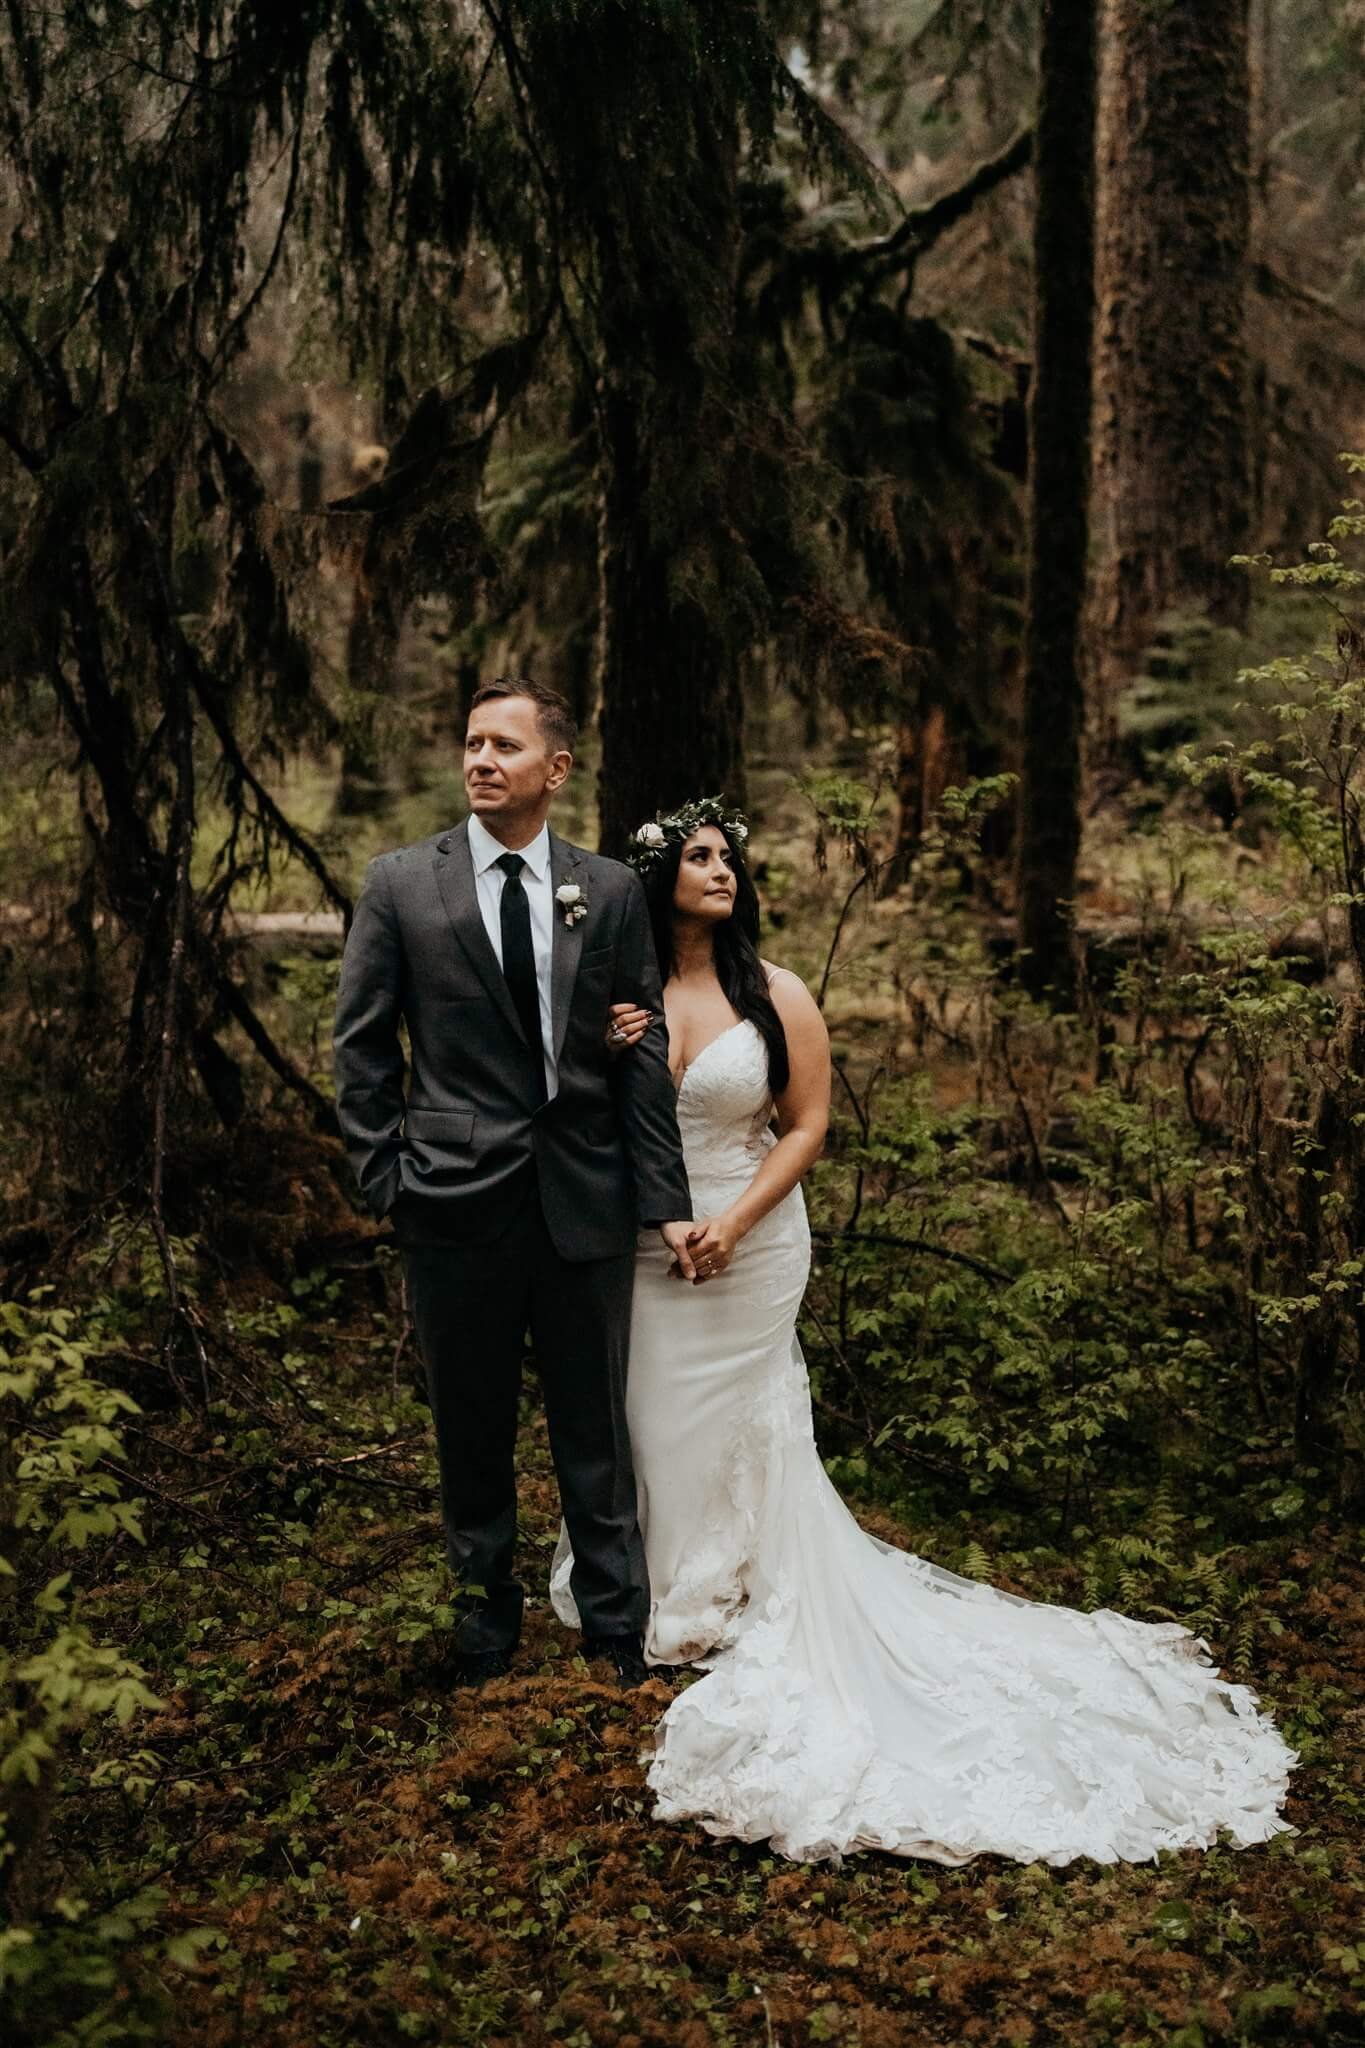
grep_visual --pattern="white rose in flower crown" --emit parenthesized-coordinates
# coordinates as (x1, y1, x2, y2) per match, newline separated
(635, 821, 666, 849)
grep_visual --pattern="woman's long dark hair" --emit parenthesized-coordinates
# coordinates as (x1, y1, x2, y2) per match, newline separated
(639, 821, 790, 1096)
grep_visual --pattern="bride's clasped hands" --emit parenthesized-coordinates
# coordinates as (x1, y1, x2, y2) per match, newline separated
(605, 1009, 741, 1284)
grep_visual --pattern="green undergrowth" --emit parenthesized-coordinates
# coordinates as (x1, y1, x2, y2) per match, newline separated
(3, 1240, 1363, 2048)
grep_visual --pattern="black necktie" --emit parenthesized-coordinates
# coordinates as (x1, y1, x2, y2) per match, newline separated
(495, 852, 547, 1102)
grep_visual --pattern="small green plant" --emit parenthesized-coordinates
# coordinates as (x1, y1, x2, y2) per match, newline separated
(0, 1294, 173, 2040)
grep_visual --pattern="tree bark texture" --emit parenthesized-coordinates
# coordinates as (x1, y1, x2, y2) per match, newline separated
(595, 311, 748, 855)
(1091, 0, 1253, 714)
(591, 83, 748, 855)
(1016, 0, 1097, 1002)
(508, 2, 755, 855)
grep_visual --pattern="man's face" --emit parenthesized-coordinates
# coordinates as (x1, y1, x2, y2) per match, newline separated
(463, 696, 569, 823)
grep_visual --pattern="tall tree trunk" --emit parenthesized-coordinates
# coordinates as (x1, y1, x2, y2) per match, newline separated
(1091, 0, 1253, 718)
(595, 307, 747, 854)
(1017, 0, 1097, 1003)
(591, 93, 747, 856)
(506, 2, 755, 856)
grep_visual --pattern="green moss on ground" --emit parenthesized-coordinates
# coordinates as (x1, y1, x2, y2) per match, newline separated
(34, 1245, 1361, 2048)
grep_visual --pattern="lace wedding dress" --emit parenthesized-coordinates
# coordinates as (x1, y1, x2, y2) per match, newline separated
(551, 1019, 1295, 1866)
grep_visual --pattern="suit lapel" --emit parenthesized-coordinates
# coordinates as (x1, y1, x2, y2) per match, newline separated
(550, 832, 586, 1066)
(433, 821, 527, 1047)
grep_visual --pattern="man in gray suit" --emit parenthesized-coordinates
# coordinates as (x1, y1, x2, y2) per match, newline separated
(333, 679, 694, 1687)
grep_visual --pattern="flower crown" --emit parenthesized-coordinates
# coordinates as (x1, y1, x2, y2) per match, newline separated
(627, 795, 750, 872)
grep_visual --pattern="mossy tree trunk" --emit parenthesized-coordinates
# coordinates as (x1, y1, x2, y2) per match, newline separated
(507, 1, 760, 856)
(1016, 0, 1097, 1003)
(1090, 0, 1253, 717)
(592, 82, 748, 852)
(594, 271, 748, 856)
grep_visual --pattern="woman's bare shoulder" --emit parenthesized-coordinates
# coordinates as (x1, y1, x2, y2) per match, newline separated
(761, 960, 820, 1017)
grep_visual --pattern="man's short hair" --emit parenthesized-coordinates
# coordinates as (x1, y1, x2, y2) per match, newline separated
(469, 676, 577, 757)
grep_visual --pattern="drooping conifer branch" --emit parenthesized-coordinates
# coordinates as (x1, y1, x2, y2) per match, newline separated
(847, 123, 1034, 284)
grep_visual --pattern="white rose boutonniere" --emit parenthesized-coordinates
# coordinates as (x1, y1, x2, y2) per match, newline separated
(556, 881, 588, 927)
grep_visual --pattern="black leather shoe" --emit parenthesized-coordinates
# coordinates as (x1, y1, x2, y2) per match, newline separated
(582, 1633, 648, 1690)
(449, 1646, 512, 1688)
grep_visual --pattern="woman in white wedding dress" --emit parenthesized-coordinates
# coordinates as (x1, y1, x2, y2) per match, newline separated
(552, 800, 1295, 1868)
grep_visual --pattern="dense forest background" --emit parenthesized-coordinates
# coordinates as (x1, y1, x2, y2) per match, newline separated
(4, 3, 1365, 2043)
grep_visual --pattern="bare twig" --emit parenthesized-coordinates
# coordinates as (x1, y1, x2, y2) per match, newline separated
(1253, 259, 1365, 371)
(132, 503, 211, 1407)
(210, 962, 337, 1126)
(994, 1017, 1070, 1225)
(324, 1435, 425, 1468)
(816, 869, 872, 1011)
(799, 1294, 877, 1437)
(811, 1226, 1010, 1285)
(24, 1427, 223, 1532)
(393, 1268, 414, 1395)
(830, 1055, 870, 1140)
(309, 1463, 436, 1500)
(189, 647, 352, 924)
(206, 116, 305, 381)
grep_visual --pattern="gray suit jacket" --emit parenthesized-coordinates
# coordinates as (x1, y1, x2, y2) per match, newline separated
(332, 819, 692, 1261)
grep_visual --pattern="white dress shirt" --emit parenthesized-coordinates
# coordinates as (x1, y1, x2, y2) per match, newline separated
(466, 810, 558, 1100)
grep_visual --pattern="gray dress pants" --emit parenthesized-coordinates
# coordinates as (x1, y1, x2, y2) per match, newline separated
(398, 1173, 647, 1656)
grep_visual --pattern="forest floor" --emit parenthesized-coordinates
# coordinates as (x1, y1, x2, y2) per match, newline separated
(55, 1201, 1365, 2048)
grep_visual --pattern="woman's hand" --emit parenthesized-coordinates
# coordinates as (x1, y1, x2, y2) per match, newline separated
(687, 1211, 743, 1283)
(605, 999, 651, 1054)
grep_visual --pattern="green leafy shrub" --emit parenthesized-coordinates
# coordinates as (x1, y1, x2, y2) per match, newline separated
(0, 1295, 172, 2042)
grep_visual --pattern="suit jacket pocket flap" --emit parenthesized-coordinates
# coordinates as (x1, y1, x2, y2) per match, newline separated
(405, 1109, 475, 1144)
